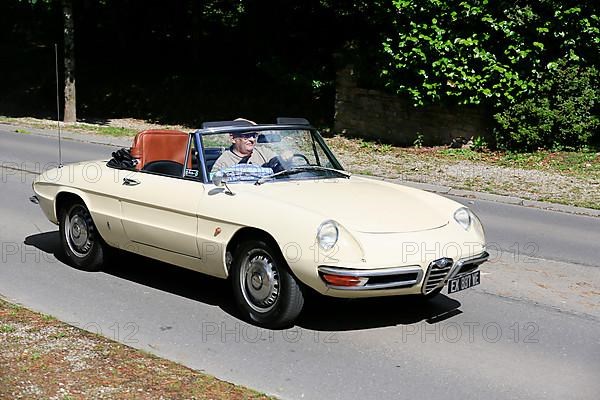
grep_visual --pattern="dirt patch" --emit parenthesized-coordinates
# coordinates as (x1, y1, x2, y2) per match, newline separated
(0, 299, 273, 400)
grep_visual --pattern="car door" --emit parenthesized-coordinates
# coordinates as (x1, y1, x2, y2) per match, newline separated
(117, 132, 203, 259)
(118, 171, 203, 258)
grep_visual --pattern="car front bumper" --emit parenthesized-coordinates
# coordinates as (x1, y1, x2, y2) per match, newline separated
(317, 251, 489, 297)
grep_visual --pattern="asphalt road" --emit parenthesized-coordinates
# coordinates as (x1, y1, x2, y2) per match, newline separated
(1, 127, 599, 399)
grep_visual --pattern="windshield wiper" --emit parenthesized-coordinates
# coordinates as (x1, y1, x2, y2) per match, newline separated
(255, 166, 350, 185)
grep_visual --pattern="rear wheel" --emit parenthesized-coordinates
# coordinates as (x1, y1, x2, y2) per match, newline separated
(231, 240, 304, 328)
(59, 202, 105, 271)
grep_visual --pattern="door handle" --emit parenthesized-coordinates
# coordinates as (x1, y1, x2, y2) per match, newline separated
(122, 177, 141, 186)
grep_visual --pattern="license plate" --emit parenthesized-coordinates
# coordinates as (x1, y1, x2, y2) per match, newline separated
(448, 270, 480, 294)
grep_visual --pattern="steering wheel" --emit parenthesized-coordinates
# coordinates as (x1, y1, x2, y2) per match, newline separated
(290, 153, 310, 166)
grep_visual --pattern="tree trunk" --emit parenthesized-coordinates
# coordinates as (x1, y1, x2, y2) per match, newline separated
(63, 0, 76, 123)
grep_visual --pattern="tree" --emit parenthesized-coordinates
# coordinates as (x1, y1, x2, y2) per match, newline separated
(62, 0, 76, 122)
(21, 0, 76, 122)
(381, 1, 599, 105)
(381, 0, 600, 150)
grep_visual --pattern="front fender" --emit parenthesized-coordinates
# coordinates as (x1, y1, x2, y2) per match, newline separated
(33, 164, 128, 247)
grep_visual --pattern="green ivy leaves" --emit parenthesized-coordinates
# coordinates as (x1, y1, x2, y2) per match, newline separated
(382, 0, 599, 110)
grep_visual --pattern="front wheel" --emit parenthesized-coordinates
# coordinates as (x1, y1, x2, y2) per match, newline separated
(59, 202, 106, 271)
(231, 240, 304, 328)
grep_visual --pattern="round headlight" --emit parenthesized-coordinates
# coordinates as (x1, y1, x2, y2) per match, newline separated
(454, 207, 472, 230)
(317, 220, 339, 250)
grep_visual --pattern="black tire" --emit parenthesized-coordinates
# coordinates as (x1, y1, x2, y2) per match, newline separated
(59, 201, 105, 271)
(231, 239, 304, 328)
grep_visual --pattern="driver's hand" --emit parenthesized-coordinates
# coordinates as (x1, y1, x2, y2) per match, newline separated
(262, 156, 286, 173)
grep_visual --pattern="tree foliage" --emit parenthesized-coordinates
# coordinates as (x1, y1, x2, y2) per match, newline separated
(382, 0, 599, 105)
(494, 60, 599, 151)
(381, 0, 599, 150)
(2, 0, 385, 125)
(3, 1, 599, 150)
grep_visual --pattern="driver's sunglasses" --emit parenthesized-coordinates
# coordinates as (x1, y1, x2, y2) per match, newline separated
(233, 133, 258, 140)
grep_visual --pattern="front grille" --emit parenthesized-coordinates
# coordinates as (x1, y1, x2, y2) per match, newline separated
(422, 258, 454, 295)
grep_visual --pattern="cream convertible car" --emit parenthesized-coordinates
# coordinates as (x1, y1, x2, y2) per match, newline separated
(32, 118, 489, 328)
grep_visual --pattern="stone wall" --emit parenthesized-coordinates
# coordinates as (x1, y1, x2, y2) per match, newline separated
(333, 66, 491, 146)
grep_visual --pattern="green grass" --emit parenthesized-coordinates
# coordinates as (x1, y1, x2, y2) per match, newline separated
(437, 148, 484, 161)
(497, 151, 600, 178)
(0, 116, 137, 137)
(1, 324, 15, 333)
(433, 148, 600, 180)
(79, 124, 137, 137)
(357, 138, 393, 154)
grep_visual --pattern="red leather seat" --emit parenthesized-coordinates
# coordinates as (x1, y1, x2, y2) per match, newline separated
(129, 129, 190, 170)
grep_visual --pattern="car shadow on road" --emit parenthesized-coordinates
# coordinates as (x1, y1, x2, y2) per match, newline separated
(24, 231, 238, 315)
(297, 293, 462, 331)
(25, 230, 71, 265)
(26, 231, 463, 332)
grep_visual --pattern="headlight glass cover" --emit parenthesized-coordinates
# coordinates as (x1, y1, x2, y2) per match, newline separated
(317, 220, 339, 250)
(454, 207, 472, 230)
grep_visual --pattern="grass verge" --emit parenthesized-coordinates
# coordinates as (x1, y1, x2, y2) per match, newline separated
(435, 148, 600, 180)
(0, 298, 273, 400)
(0, 116, 138, 137)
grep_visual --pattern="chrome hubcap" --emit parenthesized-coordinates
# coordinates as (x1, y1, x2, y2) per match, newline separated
(65, 207, 93, 258)
(241, 254, 280, 313)
(70, 215, 88, 247)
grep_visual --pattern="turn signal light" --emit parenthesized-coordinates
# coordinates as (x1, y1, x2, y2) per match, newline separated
(321, 274, 368, 287)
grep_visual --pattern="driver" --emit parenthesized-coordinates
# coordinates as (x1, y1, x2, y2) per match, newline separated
(213, 120, 277, 171)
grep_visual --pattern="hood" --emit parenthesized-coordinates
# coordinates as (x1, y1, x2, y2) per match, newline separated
(239, 177, 456, 233)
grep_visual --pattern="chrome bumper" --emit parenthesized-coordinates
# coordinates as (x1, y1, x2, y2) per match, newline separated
(447, 251, 490, 280)
(318, 251, 489, 293)
(318, 265, 423, 291)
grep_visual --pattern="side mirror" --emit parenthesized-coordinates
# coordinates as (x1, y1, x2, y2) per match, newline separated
(212, 172, 234, 195)
(213, 172, 226, 187)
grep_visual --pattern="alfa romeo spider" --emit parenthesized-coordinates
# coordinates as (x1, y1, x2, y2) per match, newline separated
(32, 118, 488, 328)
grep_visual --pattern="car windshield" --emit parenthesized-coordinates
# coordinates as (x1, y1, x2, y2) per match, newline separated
(202, 128, 348, 184)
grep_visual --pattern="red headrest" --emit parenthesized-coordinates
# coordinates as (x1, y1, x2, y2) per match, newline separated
(130, 129, 190, 170)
